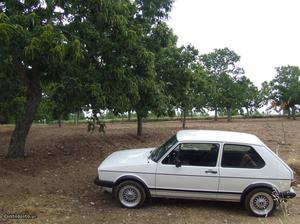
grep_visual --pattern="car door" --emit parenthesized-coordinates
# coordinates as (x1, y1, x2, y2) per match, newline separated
(154, 142, 220, 199)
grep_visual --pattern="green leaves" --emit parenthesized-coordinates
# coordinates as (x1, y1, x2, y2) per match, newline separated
(0, 13, 25, 44)
(27, 12, 39, 28)
(0, 12, 9, 23)
(24, 37, 41, 60)
(157, 43, 206, 117)
(71, 39, 83, 62)
(23, 24, 75, 63)
(270, 65, 300, 107)
(201, 48, 245, 115)
(1, 0, 177, 132)
(0, 23, 14, 43)
(201, 47, 244, 77)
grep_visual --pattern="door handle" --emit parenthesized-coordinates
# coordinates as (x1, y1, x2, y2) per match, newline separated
(205, 170, 218, 174)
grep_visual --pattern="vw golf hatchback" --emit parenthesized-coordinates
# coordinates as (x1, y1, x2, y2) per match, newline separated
(94, 130, 296, 216)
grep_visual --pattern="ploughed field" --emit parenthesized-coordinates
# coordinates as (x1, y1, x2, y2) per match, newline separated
(0, 118, 300, 224)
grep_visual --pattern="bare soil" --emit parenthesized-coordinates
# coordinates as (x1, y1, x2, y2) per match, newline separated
(0, 118, 300, 224)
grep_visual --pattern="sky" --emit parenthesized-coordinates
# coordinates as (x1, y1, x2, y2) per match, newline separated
(167, 0, 300, 87)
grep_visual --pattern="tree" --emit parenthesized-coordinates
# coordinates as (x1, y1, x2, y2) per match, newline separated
(200, 48, 244, 121)
(149, 22, 178, 119)
(1, 0, 176, 158)
(0, 2, 84, 158)
(155, 34, 208, 128)
(270, 65, 300, 119)
(238, 76, 261, 117)
(167, 46, 206, 128)
(92, 0, 173, 136)
(259, 81, 272, 106)
(68, 1, 175, 136)
(132, 47, 168, 136)
(217, 74, 241, 122)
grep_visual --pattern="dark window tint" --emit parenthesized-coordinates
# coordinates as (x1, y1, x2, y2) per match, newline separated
(162, 143, 219, 167)
(162, 145, 180, 165)
(221, 144, 265, 168)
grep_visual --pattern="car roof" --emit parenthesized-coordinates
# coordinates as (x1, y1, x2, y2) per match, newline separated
(176, 130, 263, 146)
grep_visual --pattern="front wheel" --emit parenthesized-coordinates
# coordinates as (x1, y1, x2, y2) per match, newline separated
(245, 188, 276, 217)
(115, 180, 146, 208)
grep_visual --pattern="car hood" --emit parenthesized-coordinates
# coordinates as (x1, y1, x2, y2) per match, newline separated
(99, 147, 156, 171)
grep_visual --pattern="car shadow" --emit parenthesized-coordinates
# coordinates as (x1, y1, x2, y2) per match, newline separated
(149, 197, 246, 215)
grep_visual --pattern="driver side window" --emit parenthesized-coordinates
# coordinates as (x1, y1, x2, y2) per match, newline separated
(162, 143, 219, 167)
(162, 144, 180, 165)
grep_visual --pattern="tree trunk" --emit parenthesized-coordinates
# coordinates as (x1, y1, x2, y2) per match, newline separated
(58, 117, 62, 128)
(6, 71, 42, 158)
(214, 107, 218, 121)
(137, 114, 143, 136)
(246, 107, 249, 117)
(287, 107, 291, 119)
(292, 106, 296, 120)
(75, 110, 80, 125)
(128, 110, 131, 121)
(227, 107, 232, 122)
(182, 109, 187, 129)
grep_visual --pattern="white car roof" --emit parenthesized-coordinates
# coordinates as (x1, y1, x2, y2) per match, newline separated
(176, 130, 263, 146)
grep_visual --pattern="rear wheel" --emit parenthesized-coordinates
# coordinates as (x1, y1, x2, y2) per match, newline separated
(245, 188, 276, 217)
(115, 180, 146, 208)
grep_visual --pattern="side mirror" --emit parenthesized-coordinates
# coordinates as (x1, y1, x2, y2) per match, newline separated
(175, 157, 182, 167)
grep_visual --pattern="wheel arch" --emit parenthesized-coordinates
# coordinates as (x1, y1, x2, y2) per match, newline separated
(114, 175, 151, 198)
(241, 182, 279, 203)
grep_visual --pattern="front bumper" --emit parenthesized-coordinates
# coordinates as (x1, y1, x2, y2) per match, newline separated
(280, 188, 296, 199)
(94, 176, 114, 188)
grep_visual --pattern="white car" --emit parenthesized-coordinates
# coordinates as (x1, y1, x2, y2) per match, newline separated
(94, 130, 296, 216)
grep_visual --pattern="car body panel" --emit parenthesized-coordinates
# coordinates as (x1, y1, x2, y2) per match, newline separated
(155, 164, 219, 199)
(99, 147, 155, 170)
(99, 147, 157, 188)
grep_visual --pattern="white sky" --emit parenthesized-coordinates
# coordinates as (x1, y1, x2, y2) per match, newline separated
(167, 0, 300, 87)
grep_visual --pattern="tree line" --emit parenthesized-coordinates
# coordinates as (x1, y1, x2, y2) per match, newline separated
(0, 0, 299, 158)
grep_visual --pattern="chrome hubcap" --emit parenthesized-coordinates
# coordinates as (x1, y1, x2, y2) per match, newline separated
(250, 192, 274, 216)
(119, 185, 141, 207)
(253, 195, 269, 210)
(123, 188, 137, 202)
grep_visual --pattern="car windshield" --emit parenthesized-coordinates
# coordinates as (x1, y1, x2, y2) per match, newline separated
(150, 135, 178, 162)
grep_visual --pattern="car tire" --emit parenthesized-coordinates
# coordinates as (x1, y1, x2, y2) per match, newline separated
(245, 188, 276, 217)
(115, 180, 146, 208)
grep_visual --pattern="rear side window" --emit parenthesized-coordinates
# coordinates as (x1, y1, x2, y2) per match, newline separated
(221, 144, 265, 169)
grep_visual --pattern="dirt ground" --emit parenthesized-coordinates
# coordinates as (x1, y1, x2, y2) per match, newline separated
(0, 118, 300, 224)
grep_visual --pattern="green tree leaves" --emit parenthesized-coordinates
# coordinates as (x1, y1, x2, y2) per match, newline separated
(201, 48, 245, 121)
(270, 65, 300, 119)
(1, 0, 177, 156)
